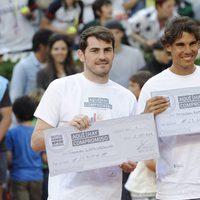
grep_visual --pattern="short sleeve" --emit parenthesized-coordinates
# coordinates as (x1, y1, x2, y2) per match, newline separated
(34, 79, 64, 127)
(0, 87, 12, 108)
(136, 83, 151, 114)
(5, 130, 13, 151)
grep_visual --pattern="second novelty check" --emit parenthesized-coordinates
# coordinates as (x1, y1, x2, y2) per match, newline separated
(152, 86, 200, 137)
(44, 113, 159, 176)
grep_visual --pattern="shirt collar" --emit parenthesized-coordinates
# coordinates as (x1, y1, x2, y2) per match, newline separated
(30, 52, 44, 68)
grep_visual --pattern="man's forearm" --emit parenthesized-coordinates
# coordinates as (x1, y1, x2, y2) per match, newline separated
(31, 128, 46, 152)
(31, 118, 54, 152)
(0, 107, 12, 142)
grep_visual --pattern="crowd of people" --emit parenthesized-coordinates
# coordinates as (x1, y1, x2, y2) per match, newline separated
(0, 0, 200, 200)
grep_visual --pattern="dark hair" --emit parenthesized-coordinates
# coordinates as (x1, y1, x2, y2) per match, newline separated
(92, 0, 112, 19)
(104, 20, 130, 45)
(32, 29, 52, 52)
(155, 0, 171, 8)
(45, 33, 76, 83)
(13, 96, 37, 122)
(130, 71, 153, 89)
(79, 26, 115, 52)
(161, 16, 200, 46)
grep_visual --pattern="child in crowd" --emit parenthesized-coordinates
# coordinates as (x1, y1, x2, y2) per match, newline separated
(5, 96, 43, 200)
(128, 70, 153, 100)
(29, 89, 49, 200)
(125, 160, 156, 200)
(126, 70, 156, 200)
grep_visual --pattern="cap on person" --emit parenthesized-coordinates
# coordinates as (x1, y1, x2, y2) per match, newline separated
(104, 19, 125, 32)
(152, 41, 165, 50)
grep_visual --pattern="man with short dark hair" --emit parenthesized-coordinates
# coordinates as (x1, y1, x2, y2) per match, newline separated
(128, 0, 176, 50)
(137, 16, 200, 199)
(105, 19, 146, 88)
(31, 26, 137, 200)
(81, 0, 113, 31)
(10, 29, 52, 102)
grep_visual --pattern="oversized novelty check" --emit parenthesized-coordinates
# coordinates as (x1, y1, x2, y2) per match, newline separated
(152, 86, 200, 137)
(44, 113, 159, 176)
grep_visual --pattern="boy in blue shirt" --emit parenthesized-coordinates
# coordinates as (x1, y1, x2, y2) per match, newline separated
(6, 96, 43, 200)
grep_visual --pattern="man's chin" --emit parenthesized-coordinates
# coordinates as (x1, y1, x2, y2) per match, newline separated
(96, 70, 110, 78)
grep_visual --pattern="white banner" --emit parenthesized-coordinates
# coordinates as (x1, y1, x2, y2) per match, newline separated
(152, 86, 200, 137)
(44, 113, 159, 176)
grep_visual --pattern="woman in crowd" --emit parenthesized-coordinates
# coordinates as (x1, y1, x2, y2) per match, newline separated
(37, 33, 76, 90)
(40, 0, 83, 37)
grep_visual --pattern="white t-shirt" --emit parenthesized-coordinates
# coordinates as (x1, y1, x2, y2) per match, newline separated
(111, 0, 126, 17)
(51, 6, 81, 30)
(82, 0, 95, 24)
(128, 7, 161, 48)
(125, 161, 156, 196)
(128, 7, 177, 48)
(137, 66, 200, 200)
(0, 0, 35, 53)
(34, 73, 137, 200)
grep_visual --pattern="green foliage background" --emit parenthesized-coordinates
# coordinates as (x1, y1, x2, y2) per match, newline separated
(0, 61, 16, 80)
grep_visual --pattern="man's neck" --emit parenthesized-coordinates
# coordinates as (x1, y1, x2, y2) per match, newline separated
(169, 65, 196, 75)
(157, 13, 168, 29)
(114, 43, 122, 53)
(83, 72, 109, 84)
(35, 52, 45, 64)
(100, 17, 109, 26)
